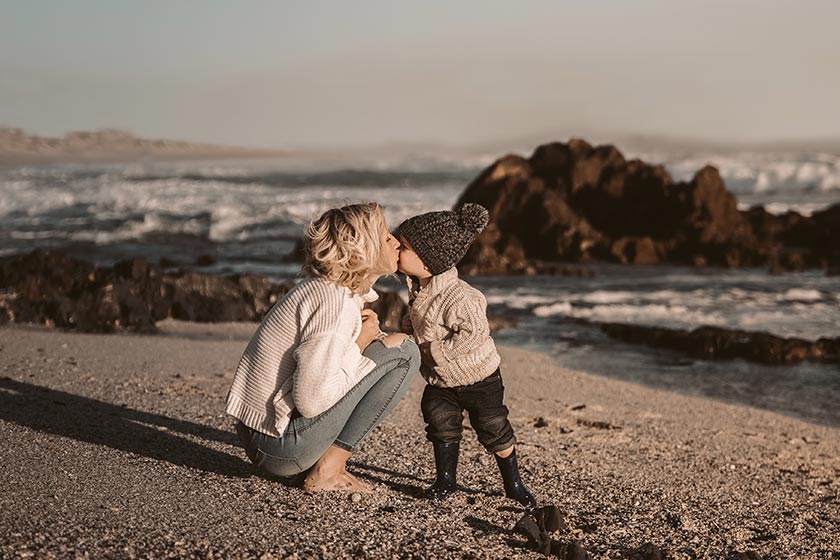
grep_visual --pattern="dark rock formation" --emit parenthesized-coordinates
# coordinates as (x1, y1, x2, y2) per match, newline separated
(167, 271, 288, 323)
(456, 139, 840, 273)
(0, 251, 491, 336)
(598, 322, 840, 365)
(514, 505, 589, 558)
(0, 251, 294, 333)
(629, 543, 665, 560)
(0, 251, 170, 333)
(193, 254, 217, 267)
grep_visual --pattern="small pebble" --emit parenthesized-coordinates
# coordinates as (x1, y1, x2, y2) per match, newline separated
(350, 493, 362, 503)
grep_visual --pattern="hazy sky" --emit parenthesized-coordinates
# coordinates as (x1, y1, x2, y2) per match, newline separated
(2, 1, 839, 149)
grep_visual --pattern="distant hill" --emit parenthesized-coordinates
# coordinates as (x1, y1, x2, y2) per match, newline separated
(0, 128, 290, 165)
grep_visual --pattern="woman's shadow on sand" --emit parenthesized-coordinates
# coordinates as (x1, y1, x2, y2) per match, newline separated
(0, 376, 252, 478)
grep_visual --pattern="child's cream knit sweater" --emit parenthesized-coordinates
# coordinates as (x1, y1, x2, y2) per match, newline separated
(408, 267, 501, 387)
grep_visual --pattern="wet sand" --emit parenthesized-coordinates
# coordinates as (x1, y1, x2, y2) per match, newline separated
(1, 320, 838, 559)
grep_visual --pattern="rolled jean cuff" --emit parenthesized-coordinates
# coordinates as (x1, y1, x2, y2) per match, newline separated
(485, 436, 516, 454)
(332, 439, 353, 452)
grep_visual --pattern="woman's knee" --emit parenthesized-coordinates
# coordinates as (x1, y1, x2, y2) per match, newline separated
(400, 338, 421, 372)
(365, 337, 421, 374)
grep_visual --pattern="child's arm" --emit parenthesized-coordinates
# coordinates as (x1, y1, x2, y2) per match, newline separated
(400, 313, 413, 334)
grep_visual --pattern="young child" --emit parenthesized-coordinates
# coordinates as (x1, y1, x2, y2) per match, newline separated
(397, 203, 537, 509)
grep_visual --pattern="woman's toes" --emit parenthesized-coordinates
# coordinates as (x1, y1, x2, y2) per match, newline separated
(303, 471, 372, 493)
(340, 472, 373, 494)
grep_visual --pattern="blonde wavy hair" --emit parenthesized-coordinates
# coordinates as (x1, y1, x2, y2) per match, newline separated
(302, 202, 393, 294)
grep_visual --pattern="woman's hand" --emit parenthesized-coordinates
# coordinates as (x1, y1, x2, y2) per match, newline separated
(380, 333, 409, 348)
(400, 313, 413, 334)
(355, 309, 380, 351)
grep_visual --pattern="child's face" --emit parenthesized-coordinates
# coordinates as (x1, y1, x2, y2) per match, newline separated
(397, 236, 432, 279)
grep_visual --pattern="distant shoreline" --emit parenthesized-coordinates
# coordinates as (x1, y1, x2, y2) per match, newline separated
(0, 150, 292, 166)
(0, 127, 292, 166)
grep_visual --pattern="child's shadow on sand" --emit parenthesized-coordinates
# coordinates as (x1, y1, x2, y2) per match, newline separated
(0, 376, 251, 478)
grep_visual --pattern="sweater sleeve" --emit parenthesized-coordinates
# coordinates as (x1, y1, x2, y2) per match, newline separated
(428, 297, 490, 366)
(292, 293, 376, 418)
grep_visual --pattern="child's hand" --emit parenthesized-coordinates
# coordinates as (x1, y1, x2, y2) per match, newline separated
(380, 333, 409, 348)
(400, 313, 413, 334)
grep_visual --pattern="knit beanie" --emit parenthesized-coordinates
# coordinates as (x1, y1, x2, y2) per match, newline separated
(397, 203, 489, 275)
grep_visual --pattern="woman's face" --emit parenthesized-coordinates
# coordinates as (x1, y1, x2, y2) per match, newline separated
(381, 224, 401, 274)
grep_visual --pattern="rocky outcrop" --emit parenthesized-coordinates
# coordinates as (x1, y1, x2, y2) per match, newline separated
(0, 251, 519, 335)
(456, 139, 840, 273)
(598, 322, 840, 365)
(0, 251, 295, 332)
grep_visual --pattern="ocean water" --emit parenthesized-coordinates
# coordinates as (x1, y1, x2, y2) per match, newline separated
(1, 151, 839, 425)
(470, 268, 840, 427)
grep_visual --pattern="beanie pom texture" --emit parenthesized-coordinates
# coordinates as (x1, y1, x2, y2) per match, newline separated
(458, 203, 489, 234)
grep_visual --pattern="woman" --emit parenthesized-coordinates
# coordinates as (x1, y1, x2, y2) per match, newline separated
(226, 202, 420, 492)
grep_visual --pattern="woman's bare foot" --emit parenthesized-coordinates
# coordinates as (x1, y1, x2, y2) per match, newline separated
(304, 469, 372, 493)
(302, 444, 373, 494)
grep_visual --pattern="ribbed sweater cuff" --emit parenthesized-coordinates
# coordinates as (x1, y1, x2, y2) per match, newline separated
(225, 394, 282, 437)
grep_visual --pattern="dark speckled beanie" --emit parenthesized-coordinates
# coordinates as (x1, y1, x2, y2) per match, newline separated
(397, 203, 490, 275)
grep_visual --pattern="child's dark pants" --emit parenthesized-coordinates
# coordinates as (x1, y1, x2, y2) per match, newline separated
(420, 369, 516, 453)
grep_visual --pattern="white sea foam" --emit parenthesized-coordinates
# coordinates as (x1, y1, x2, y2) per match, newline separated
(653, 153, 840, 194)
(0, 167, 462, 245)
(66, 213, 209, 244)
(580, 290, 636, 304)
(485, 294, 559, 308)
(778, 288, 823, 302)
(569, 304, 725, 328)
(9, 230, 61, 240)
(630, 150, 840, 215)
(734, 303, 839, 339)
(532, 301, 573, 317)
(482, 279, 839, 341)
(736, 201, 830, 216)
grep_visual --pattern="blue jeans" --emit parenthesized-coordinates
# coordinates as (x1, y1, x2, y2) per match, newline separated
(236, 338, 420, 477)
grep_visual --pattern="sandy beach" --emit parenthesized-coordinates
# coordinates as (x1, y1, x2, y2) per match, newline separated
(0, 321, 837, 559)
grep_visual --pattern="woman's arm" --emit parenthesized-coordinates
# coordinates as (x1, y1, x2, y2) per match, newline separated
(292, 300, 375, 418)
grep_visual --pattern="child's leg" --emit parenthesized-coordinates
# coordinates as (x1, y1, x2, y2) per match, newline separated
(462, 369, 537, 509)
(420, 384, 464, 499)
(495, 446, 514, 458)
(493, 447, 536, 509)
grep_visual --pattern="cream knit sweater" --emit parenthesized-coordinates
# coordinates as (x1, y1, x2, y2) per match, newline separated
(408, 267, 501, 387)
(225, 277, 378, 437)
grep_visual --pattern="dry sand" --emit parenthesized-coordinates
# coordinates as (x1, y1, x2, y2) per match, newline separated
(1, 320, 838, 559)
